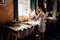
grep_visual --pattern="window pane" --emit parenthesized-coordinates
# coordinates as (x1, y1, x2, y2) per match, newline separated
(18, 0, 36, 21)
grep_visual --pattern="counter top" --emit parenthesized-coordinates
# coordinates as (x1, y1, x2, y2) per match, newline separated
(8, 24, 32, 31)
(24, 20, 41, 26)
(8, 20, 41, 32)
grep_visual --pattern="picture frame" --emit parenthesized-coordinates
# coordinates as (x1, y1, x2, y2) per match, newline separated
(0, 0, 5, 5)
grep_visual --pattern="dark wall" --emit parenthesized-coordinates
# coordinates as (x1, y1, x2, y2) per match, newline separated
(47, 0, 54, 11)
(38, 0, 44, 7)
(14, 0, 18, 21)
(31, 0, 36, 11)
(47, 0, 60, 12)
(57, 0, 60, 12)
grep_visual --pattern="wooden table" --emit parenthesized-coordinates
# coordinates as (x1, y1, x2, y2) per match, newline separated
(7, 24, 34, 40)
(7, 20, 42, 40)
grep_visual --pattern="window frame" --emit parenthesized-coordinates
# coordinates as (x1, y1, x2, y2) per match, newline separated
(0, 0, 5, 5)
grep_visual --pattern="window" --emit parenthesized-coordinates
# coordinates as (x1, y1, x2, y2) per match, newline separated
(0, 0, 5, 4)
(18, 0, 36, 21)
(18, 0, 30, 18)
(14, 0, 36, 21)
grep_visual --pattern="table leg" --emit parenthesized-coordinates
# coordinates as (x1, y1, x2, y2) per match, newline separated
(15, 36, 17, 40)
(7, 31, 10, 40)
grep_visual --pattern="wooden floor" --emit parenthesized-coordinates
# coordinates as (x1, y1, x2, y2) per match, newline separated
(19, 35, 41, 40)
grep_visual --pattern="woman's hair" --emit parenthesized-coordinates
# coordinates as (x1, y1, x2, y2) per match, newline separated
(39, 5, 46, 13)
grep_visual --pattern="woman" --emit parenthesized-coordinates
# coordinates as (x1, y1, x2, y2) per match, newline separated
(35, 6, 46, 40)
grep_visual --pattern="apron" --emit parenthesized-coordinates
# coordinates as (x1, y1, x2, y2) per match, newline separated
(38, 12, 46, 32)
